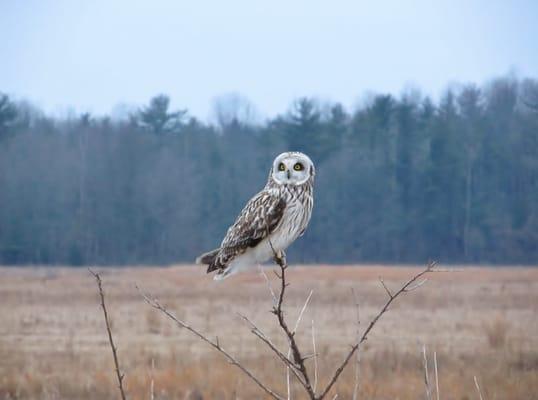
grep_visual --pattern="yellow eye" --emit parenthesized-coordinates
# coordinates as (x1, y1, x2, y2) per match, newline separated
(278, 162, 286, 171)
(293, 163, 303, 171)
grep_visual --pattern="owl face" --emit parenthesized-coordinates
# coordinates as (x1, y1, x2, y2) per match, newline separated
(271, 152, 315, 186)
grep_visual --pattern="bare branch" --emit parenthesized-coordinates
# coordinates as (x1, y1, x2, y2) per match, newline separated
(271, 249, 317, 399)
(405, 278, 428, 292)
(259, 264, 278, 305)
(430, 268, 463, 272)
(137, 286, 285, 400)
(378, 277, 393, 298)
(89, 268, 127, 400)
(237, 313, 307, 387)
(287, 289, 314, 399)
(317, 261, 437, 399)
(351, 288, 361, 400)
(301, 353, 318, 362)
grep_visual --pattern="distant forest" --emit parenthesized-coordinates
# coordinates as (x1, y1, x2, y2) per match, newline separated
(1, 75, 538, 266)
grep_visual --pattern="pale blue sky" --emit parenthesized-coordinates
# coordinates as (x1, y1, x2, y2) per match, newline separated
(1, 0, 537, 120)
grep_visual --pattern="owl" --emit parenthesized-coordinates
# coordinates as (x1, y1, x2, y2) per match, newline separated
(196, 152, 315, 280)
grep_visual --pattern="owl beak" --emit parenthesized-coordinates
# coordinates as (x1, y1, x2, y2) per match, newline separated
(286, 170, 291, 179)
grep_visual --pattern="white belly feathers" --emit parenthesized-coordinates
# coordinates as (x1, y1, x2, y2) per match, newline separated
(222, 197, 310, 277)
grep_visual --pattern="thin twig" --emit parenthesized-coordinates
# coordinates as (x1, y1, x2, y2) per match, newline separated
(89, 268, 127, 400)
(237, 313, 307, 387)
(150, 358, 155, 400)
(434, 351, 439, 400)
(286, 290, 314, 399)
(137, 286, 285, 400)
(287, 346, 291, 400)
(351, 288, 361, 400)
(430, 268, 463, 272)
(317, 261, 437, 400)
(473, 376, 484, 400)
(406, 278, 428, 292)
(379, 277, 393, 298)
(260, 265, 278, 305)
(294, 290, 314, 334)
(423, 345, 432, 400)
(312, 319, 318, 394)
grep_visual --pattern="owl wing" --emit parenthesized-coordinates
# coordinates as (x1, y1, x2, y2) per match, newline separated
(207, 190, 286, 273)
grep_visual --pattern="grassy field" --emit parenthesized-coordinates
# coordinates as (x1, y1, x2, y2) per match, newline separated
(1, 264, 537, 400)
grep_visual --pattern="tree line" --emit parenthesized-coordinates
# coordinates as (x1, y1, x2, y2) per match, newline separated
(1, 75, 537, 266)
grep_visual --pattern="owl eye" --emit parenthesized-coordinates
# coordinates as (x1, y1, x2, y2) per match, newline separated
(293, 162, 304, 171)
(278, 162, 286, 171)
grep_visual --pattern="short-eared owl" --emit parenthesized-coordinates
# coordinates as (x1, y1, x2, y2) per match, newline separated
(196, 152, 315, 280)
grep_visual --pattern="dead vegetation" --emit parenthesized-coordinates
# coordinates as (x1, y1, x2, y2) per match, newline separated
(1, 265, 537, 399)
(137, 255, 437, 400)
(483, 315, 511, 349)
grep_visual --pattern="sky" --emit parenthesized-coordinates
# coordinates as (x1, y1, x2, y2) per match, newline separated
(1, 0, 537, 121)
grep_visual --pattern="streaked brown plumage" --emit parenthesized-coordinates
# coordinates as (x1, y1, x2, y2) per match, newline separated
(196, 152, 315, 280)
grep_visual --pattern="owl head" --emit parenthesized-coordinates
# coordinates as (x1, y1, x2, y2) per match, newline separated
(270, 152, 315, 186)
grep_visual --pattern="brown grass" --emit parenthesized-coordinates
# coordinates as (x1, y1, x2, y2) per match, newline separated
(1, 265, 538, 399)
(483, 315, 511, 349)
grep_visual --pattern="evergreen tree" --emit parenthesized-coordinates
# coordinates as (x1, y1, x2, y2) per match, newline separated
(0, 93, 17, 140)
(136, 94, 187, 135)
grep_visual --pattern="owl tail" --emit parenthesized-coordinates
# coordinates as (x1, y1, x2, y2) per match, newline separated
(196, 248, 234, 279)
(195, 248, 220, 272)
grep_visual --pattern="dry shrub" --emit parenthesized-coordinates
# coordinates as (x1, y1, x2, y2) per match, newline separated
(483, 315, 510, 349)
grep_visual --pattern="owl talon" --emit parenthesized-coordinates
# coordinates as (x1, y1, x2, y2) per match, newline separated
(273, 250, 287, 266)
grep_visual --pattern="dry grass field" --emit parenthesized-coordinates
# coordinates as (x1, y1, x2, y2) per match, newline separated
(1, 264, 537, 400)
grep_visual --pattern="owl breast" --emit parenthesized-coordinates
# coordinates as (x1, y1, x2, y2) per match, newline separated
(249, 186, 313, 263)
